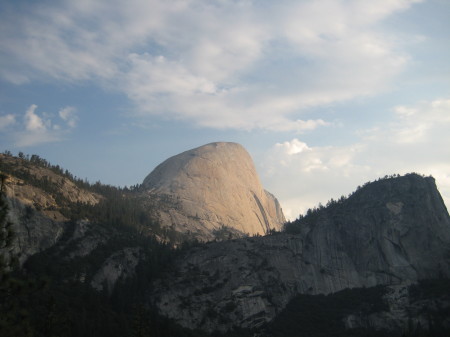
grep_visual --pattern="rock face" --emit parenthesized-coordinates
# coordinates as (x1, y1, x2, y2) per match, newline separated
(0, 154, 102, 265)
(152, 174, 450, 333)
(142, 142, 285, 240)
(91, 247, 142, 294)
(3, 152, 450, 335)
(4, 193, 67, 266)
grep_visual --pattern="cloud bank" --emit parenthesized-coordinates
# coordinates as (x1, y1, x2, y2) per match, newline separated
(263, 97, 450, 220)
(0, 0, 423, 132)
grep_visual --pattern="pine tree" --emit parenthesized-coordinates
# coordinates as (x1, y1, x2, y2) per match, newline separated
(0, 173, 14, 277)
(0, 173, 33, 336)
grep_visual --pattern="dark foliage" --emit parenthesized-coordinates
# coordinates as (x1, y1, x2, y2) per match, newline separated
(261, 285, 389, 337)
(1, 151, 142, 194)
(2, 153, 449, 337)
(284, 173, 432, 234)
(0, 151, 182, 242)
(0, 173, 15, 271)
(0, 152, 195, 336)
(1, 173, 35, 336)
(408, 279, 450, 336)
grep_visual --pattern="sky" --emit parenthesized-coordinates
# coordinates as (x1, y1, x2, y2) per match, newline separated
(1, 0, 449, 220)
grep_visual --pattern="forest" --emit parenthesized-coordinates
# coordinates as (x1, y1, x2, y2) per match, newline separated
(1, 151, 449, 337)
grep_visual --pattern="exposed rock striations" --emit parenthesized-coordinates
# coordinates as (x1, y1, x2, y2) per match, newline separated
(0, 153, 102, 264)
(142, 142, 285, 240)
(152, 174, 450, 332)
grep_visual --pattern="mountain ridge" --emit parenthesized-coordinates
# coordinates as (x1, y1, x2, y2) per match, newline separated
(1, 150, 450, 336)
(151, 173, 450, 332)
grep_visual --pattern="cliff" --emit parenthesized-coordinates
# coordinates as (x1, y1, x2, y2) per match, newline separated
(2, 151, 449, 336)
(152, 174, 450, 332)
(142, 142, 285, 240)
(0, 153, 102, 265)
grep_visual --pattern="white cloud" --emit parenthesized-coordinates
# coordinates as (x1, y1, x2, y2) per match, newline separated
(294, 119, 329, 131)
(0, 0, 424, 131)
(124, 53, 332, 132)
(0, 114, 16, 130)
(392, 99, 450, 144)
(276, 139, 311, 155)
(24, 104, 46, 131)
(263, 138, 370, 220)
(59, 106, 78, 128)
(125, 53, 217, 98)
(360, 98, 450, 145)
(2, 105, 79, 147)
(262, 97, 450, 220)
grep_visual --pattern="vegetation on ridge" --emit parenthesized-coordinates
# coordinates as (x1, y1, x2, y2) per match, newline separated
(0, 152, 190, 336)
(1, 151, 449, 336)
(284, 172, 433, 234)
(0, 150, 189, 243)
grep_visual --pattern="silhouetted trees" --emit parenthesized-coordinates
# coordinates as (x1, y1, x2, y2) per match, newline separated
(284, 173, 431, 234)
(0, 173, 14, 271)
(0, 173, 37, 336)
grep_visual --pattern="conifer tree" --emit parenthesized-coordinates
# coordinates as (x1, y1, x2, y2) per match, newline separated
(0, 173, 14, 277)
(0, 173, 33, 336)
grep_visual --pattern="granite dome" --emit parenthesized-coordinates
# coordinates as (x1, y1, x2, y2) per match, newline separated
(142, 142, 285, 240)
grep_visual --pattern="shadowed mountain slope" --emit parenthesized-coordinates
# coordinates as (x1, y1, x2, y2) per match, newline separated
(152, 174, 450, 332)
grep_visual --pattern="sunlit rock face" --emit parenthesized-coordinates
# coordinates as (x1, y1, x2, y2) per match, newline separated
(152, 174, 450, 333)
(0, 154, 102, 265)
(142, 142, 285, 240)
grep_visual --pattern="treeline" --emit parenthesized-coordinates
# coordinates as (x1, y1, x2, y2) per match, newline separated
(1, 150, 141, 195)
(62, 194, 162, 237)
(260, 281, 450, 337)
(0, 150, 171, 239)
(284, 172, 431, 234)
(262, 285, 389, 337)
(0, 165, 191, 336)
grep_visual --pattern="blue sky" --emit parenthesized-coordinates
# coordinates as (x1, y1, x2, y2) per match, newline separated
(1, 0, 449, 219)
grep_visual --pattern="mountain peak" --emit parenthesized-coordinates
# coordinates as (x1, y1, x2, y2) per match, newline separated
(153, 173, 450, 332)
(142, 142, 285, 240)
(143, 142, 245, 191)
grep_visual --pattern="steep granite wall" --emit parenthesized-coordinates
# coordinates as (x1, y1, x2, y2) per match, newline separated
(142, 142, 285, 240)
(151, 174, 450, 332)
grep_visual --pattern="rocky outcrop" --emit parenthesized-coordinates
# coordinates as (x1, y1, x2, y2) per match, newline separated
(64, 220, 109, 259)
(0, 154, 101, 206)
(4, 192, 67, 265)
(91, 247, 142, 294)
(0, 154, 102, 265)
(152, 174, 450, 333)
(142, 142, 285, 240)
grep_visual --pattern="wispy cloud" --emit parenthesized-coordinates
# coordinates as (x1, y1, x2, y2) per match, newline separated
(58, 106, 78, 128)
(0, 0, 423, 131)
(392, 99, 450, 144)
(1, 105, 79, 147)
(0, 114, 16, 130)
(263, 97, 450, 220)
